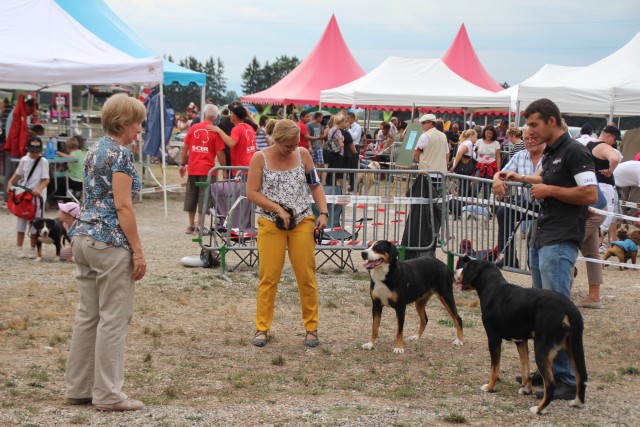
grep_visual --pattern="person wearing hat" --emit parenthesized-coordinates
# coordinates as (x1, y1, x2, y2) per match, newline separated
(6, 136, 50, 259)
(58, 201, 80, 262)
(216, 100, 258, 166)
(587, 125, 623, 253)
(212, 104, 257, 167)
(413, 113, 449, 174)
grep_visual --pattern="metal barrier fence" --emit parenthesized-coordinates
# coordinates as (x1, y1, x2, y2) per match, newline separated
(194, 166, 638, 280)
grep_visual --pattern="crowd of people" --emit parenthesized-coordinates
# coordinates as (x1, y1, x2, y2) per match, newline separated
(3, 93, 639, 411)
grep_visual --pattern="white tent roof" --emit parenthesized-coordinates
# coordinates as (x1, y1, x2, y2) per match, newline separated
(500, 64, 581, 112)
(0, 0, 162, 87)
(517, 32, 640, 117)
(320, 57, 510, 110)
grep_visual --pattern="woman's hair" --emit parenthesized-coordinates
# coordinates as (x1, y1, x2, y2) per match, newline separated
(326, 115, 335, 128)
(482, 124, 498, 141)
(101, 93, 146, 136)
(507, 128, 523, 138)
(65, 137, 80, 151)
(259, 115, 269, 127)
(265, 119, 277, 135)
(333, 114, 346, 126)
(70, 134, 86, 150)
(271, 119, 299, 144)
(459, 129, 477, 143)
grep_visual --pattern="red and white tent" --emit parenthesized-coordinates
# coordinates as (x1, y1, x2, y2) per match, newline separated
(241, 15, 365, 106)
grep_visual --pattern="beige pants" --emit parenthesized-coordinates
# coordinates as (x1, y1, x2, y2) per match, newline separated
(65, 236, 135, 405)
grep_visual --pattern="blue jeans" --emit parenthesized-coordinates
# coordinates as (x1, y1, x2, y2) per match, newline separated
(529, 241, 579, 386)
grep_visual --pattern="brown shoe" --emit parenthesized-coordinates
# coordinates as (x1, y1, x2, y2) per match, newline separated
(94, 398, 144, 412)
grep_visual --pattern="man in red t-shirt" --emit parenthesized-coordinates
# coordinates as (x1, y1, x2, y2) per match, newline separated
(297, 109, 322, 151)
(180, 104, 226, 234)
(213, 105, 257, 167)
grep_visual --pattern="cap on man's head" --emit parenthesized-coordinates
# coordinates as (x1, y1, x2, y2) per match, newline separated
(602, 125, 621, 141)
(580, 124, 593, 135)
(419, 113, 437, 123)
(229, 105, 247, 120)
(26, 136, 43, 152)
(58, 201, 80, 218)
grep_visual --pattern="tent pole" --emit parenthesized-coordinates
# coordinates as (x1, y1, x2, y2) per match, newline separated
(463, 109, 467, 130)
(608, 106, 614, 125)
(160, 84, 168, 217)
(515, 100, 521, 128)
(410, 103, 415, 122)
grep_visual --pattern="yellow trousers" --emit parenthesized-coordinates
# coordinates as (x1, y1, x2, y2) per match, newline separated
(255, 215, 318, 332)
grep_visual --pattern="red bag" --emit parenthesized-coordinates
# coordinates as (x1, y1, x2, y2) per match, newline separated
(8, 185, 41, 220)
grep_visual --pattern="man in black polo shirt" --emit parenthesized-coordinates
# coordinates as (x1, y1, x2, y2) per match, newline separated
(504, 98, 597, 401)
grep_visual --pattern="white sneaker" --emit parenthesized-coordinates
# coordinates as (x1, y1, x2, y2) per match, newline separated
(15, 249, 26, 259)
(26, 249, 37, 259)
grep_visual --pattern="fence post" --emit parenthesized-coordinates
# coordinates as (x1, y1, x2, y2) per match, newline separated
(447, 251, 454, 271)
(398, 245, 407, 261)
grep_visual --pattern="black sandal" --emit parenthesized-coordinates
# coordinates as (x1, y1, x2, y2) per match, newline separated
(304, 330, 320, 348)
(252, 331, 268, 347)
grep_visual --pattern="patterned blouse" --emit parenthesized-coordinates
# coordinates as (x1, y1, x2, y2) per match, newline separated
(68, 136, 141, 250)
(257, 149, 311, 224)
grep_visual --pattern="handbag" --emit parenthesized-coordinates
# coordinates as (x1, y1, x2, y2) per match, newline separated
(275, 206, 297, 230)
(7, 156, 43, 220)
(453, 156, 476, 176)
(327, 128, 342, 154)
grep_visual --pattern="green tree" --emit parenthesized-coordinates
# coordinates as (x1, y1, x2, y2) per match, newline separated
(241, 56, 263, 95)
(223, 90, 239, 105)
(204, 56, 227, 105)
(270, 55, 300, 82)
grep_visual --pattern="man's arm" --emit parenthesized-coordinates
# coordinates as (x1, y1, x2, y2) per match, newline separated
(531, 184, 598, 205)
(211, 125, 237, 148)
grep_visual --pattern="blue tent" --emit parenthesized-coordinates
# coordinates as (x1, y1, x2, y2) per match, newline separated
(56, 0, 206, 87)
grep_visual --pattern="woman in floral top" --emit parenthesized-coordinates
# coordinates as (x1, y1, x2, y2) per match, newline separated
(246, 119, 328, 348)
(65, 94, 147, 412)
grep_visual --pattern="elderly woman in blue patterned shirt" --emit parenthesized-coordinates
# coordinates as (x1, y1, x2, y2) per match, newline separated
(65, 94, 147, 412)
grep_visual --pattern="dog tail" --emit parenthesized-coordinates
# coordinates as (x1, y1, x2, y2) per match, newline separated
(567, 310, 588, 406)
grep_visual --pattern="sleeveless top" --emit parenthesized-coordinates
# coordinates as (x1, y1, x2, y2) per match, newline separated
(257, 148, 311, 223)
(586, 141, 615, 186)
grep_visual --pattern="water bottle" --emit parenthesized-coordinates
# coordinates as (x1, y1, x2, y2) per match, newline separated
(45, 139, 56, 159)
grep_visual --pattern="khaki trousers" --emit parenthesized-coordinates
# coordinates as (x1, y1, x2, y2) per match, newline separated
(255, 216, 319, 332)
(65, 236, 135, 405)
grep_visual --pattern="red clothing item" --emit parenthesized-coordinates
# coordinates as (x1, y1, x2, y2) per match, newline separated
(475, 160, 498, 178)
(230, 123, 257, 166)
(298, 121, 310, 150)
(184, 122, 224, 176)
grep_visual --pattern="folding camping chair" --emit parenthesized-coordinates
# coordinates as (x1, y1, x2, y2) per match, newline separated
(207, 179, 258, 271)
(312, 186, 366, 271)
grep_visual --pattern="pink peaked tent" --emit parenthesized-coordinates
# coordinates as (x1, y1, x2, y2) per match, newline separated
(241, 15, 365, 106)
(442, 24, 504, 93)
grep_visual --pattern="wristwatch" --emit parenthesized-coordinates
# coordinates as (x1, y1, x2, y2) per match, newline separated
(319, 212, 329, 217)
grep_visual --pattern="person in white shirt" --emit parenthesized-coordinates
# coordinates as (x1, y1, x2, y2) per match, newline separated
(413, 113, 448, 174)
(575, 124, 596, 145)
(613, 160, 640, 226)
(347, 112, 361, 154)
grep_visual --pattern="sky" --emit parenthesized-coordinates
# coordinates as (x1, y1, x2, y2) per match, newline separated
(105, 0, 640, 96)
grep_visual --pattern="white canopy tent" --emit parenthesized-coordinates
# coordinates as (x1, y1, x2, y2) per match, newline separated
(320, 57, 510, 111)
(517, 32, 640, 119)
(0, 0, 162, 87)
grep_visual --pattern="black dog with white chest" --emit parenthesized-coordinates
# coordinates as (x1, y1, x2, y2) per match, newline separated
(360, 240, 464, 353)
(455, 258, 587, 415)
(32, 218, 69, 260)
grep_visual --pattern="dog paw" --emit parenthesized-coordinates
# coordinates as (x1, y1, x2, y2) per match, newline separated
(529, 405, 547, 415)
(361, 342, 374, 350)
(392, 347, 405, 354)
(480, 384, 496, 392)
(518, 386, 532, 395)
(569, 399, 584, 408)
(452, 339, 464, 347)
(407, 335, 420, 341)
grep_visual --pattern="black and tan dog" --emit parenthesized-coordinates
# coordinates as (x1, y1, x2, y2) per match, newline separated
(602, 227, 639, 270)
(360, 240, 464, 353)
(32, 218, 69, 261)
(455, 258, 587, 415)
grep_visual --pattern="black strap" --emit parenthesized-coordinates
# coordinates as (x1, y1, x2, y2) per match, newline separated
(26, 155, 43, 183)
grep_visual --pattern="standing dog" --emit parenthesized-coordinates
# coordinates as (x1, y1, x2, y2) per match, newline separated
(602, 228, 639, 270)
(360, 240, 464, 353)
(455, 258, 587, 415)
(32, 218, 69, 261)
(356, 161, 380, 195)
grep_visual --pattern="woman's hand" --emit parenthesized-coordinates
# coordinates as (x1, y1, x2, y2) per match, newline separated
(276, 205, 292, 229)
(315, 215, 328, 230)
(131, 253, 147, 281)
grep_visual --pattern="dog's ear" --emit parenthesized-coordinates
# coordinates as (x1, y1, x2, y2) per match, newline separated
(462, 254, 472, 262)
(389, 242, 399, 260)
(460, 259, 492, 286)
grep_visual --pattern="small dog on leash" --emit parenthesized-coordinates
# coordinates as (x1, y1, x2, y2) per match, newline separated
(356, 161, 380, 195)
(602, 227, 639, 270)
(32, 218, 70, 261)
